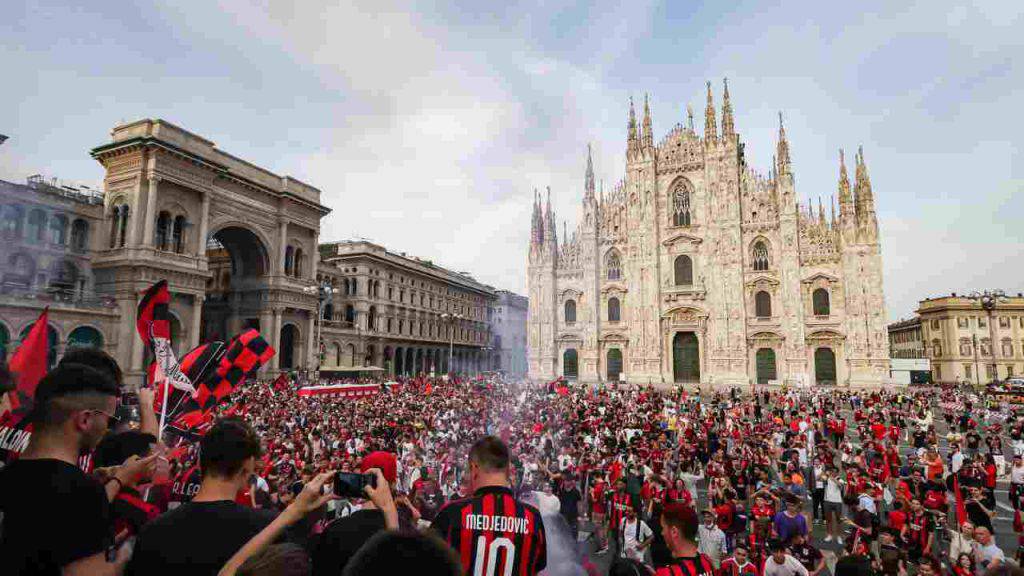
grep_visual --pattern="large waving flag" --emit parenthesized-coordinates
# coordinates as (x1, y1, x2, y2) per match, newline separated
(136, 281, 193, 396)
(2, 309, 49, 427)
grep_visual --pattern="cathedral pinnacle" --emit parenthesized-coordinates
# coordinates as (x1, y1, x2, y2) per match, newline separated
(775, 112, 791, 176)
(642, 93, 653, 148)
(721, 78, 735, 139)
(838, 148, 852, 207)
(544, 186, 557, 249)
(704, 82, 717, 141)
(627, 97, 638, 147)
(687, 104, 694, 132)
(531, 188, 544, 245)
(585, 144, 595, 200)
(854, 145, 873, 207)
(818, 197, 825, 225)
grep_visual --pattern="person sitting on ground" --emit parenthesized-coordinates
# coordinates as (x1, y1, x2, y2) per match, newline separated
(0, 363, 150, 575)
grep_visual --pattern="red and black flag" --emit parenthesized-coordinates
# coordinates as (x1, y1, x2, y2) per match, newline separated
(431, 485, 547, 576)
(136, 280, 194, 398)
(153, 340, 225, 427)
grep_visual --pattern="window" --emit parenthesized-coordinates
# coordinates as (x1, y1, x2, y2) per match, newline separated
(932, 339, 942, 357)
(345, 305, 355, 324)
(28, 209, 45, 242)
(964, 364, 972, 379)
(987, 364, 996, 380)
(934, 365, 941, 380)
(671, 180, 692, 227)
(155, 211, 171, 250)
(368, 306, 377, 331)
(980, 338, 991, 356)
(606, 250, 622, 281)
(931, 319, 939, 330)
(959, 338, 972, 356)
(957, 317, 968, 328)
(49, 214, 68, 245)
(387, 318, 393, 333)
(812, 288, 830, 316)
(608, 297, 621, 322)
(1003, 340, 1013, 357)
(979, 316, 987, 328)
(71, 219, 89, 253)
(564, 299, 577, 324)
(172, 215, 186, 253)
(294, 248, 304, 278)
(2, 205, 24, 238)
(752, 241, 770, 271)
(674, 255, 693, 286)
(1009, 365, 1015, 377)
(284, 246, 294, 276)
(755, 291, 772, 318)
(116, 205, 129, 247)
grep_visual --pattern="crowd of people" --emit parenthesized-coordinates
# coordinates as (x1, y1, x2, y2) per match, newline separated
(3, 346, 1024, 576)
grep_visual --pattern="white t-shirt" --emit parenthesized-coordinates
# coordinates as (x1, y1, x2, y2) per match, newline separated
(1010, 464, 1024, 484)
(620, 517, 653, 561)
(763, 554, 809, 576)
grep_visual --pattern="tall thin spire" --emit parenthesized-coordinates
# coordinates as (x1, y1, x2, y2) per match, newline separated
(627, 97, 637, 148)
(642, 93, 653, 148)
(776, 112, 791, 176)
(721, 78, 735, 139)
(686, 104, 694, 132)
(838, 148, 852, 208)
(818, 197, 825, 225)
(584, 144, 595, 200)
(531, 188, 543, 245)
(704, 81, 717, 141)
(854, 145, 874, 208)
(831, 195, 837, 227)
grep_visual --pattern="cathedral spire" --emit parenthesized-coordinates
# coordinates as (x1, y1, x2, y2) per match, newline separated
(704, 81, 717, 141)
(854, 145, 874, 209)
(642, 93, 653, 148)
(776, 112, 791, 176)
(531, 188, 544, 245)
(818, 197, 826, 225)
(831, 195, 837, 227)
(838, 148, 853, 213)
(627, 97, 638, 149)
(686, 104, 694, 132)
(721, 78, 735, 139)
(584, 144, 595, 200)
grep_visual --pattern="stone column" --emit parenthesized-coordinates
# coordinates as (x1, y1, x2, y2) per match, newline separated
(277, 219, 288, 276)
(130, 293, 145, 377)
(141, 176, 159, 247)
(270, 308, 283, 370)
(307, 311, 317, 369)
(197, 191, 211, 257)
(190, 295, 205, 349)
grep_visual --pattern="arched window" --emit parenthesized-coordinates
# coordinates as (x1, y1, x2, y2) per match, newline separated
(812, 288, 830, 316)
(606, 250, 622, 281)
(294, 248, 304, 278)
(49, 214, 68, 245)
(67, 326, 104, 349)
(28, 209, 46, 242)
(2, 205, 24, 239)
(752, 241, 770, 271)
(117, 205, 130, 247)
(674, 255, 693, 286)
(564, 299, 577, 324)
(608, 297, 621, 322)
(172, 215, 187, 253)
(368, 306, 377, 331)
(755, 291, 772, 318)
(932, 339, 942, 357)
(155, 211, 171, 250)
(671, 180, 692, 227)
(563, 348, 579, 379)
(345, 304, 355, 324)
(71, 219, 89, 252)
(284, 246, 295, 276)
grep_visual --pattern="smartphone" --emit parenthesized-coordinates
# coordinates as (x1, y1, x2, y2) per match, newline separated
(334, 471, 377, 498)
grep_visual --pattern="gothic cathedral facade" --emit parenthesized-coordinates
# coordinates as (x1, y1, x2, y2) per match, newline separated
(527, 81, 890, 387)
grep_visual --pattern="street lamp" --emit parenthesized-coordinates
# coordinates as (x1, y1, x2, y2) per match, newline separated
(303, 280, 339, 381)
(441, 312, 464, 375)
(967, 289, 1007, 385)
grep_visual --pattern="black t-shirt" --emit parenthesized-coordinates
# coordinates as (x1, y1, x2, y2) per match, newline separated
(312, 509, 386, 576)
(556, 486, 582, 521)
(126, 500, 277, 576)
(789, 543, 822, 571)
(0, 458, 111, 575)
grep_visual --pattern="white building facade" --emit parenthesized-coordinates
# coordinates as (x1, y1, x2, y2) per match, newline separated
(528, 82, 890, 387)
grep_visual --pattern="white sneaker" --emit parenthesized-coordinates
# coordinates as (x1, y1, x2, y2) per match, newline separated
(824, 535, 833, 542)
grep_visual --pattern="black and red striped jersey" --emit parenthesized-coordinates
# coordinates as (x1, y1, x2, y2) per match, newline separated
(431, 485, 547, 576)
(608, 491, 632, 530)
(655, 553, 716, 576)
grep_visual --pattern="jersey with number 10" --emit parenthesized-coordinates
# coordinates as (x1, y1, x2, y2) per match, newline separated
(432, 485, 547, 576)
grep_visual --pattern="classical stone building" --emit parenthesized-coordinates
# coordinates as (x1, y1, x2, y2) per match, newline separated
(528, 82, 890, 387)
(491, 290, 529, 377)
(888, 317, 925, 359)
(916, 293, 1024, 384)
(87, 119, 330, 386)
(0, 175, 118, 364)
(316, 240, 495, 375)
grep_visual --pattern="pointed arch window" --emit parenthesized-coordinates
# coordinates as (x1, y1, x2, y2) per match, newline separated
(671, 180, 692, 227)
(812, 288, 830, 316)
(752, 241, 770, 271)
(116, 205, 130, 248)
(172, 215, 187, 253)
(674, 255, 693, 286)
(564, 299, 577, 324)
(755, 291, 772, 318)
(608, 297, 621, 322)
(606, 250, 622, 281)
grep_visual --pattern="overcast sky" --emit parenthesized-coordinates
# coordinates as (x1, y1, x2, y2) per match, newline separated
(2, 0, 1021, 320)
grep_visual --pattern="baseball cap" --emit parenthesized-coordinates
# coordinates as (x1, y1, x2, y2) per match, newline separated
(360, 451, 397, 485)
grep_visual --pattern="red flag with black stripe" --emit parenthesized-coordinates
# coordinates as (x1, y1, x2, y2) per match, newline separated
(136, 280, 170, 346)
(153, 341, 225, 423)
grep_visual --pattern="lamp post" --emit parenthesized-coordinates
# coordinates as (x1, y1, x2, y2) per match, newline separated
(441, 312, 464, 375)
(303, 280, 338, 382)
(968, 290, 1007, 385)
